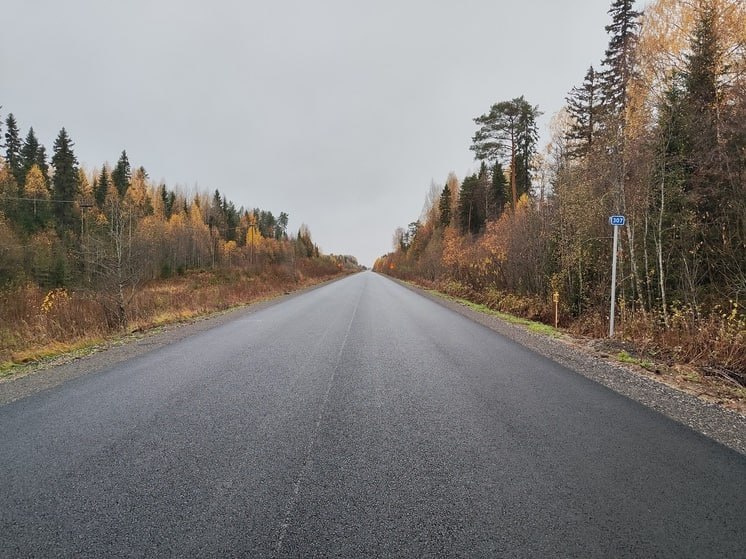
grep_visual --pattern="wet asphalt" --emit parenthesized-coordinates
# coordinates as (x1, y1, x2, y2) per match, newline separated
(1, 271, 745, 557)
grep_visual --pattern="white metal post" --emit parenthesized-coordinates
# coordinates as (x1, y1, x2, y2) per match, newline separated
(609, 224, 619, 337)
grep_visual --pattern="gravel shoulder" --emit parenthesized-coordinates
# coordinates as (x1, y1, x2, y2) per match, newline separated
(399, 280, 746, 456)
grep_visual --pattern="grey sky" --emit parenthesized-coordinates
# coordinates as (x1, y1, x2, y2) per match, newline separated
(1, 1, 627, 266)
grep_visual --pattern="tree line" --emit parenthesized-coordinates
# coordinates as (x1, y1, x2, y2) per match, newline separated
(0, 112, 356, 327)
(376, 0, 745, 374)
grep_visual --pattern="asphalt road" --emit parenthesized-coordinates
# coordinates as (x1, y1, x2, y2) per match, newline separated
(1, 271, 745, 558)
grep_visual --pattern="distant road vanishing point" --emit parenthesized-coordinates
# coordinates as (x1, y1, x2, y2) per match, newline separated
(2, 272, 745, 557)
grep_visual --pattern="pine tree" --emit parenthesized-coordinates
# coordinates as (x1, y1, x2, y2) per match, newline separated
(111, 150, 131, 197)
(51, 128, 80, 233)
(4, 114, 22, 184)
(471, 96, 541, 208)
(566, 66, 600, 159)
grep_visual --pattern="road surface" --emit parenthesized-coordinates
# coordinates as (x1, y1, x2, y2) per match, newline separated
(1, 272, 745, 557)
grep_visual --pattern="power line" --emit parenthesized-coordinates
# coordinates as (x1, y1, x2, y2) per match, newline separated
(2, 195, 79, 204)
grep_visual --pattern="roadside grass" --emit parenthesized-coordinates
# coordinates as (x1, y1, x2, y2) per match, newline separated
(423, 287, 561, 338)
(1, 338, 105, 379)
(0, 268, 350, 379)
(616, 350, 655, 371)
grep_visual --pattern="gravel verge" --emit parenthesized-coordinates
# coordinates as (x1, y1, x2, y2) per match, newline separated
(401, 281, 746, 456)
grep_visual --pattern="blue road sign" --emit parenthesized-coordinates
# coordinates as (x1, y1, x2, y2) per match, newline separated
(610, 215, 626, 226)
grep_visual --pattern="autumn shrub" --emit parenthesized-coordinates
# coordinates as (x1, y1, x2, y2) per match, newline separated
(1, 261, 351, 367)
(0, 282, 108, 364)
(567, 302, 746, 378)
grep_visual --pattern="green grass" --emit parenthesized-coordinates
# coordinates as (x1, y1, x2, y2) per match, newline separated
(616, 350, 655, 371)
(423, 287, 560, 338)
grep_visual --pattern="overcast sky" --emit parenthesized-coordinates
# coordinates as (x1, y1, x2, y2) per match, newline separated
(1, 0, 639, 266)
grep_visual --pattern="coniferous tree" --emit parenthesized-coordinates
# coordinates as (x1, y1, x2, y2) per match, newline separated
(160, 184, 176, 219)
(680, 2, 728, 287)
(438, 183, 452, 227)
(4, 114, 22, 184)
(95, 165, 110, 208)
(51, 128, 80, 233)
(599, 0, 641, 120)
(565, 66, 600, 159)
(598, 0, 644, 302)
(457, 173, 484, 234)
(276, 212, 289, 240)
(20, 127, 41, 186)
(683, 2, 720, 218)
(471, 96, 541, 209)
(111, 150, 131, 197)
(35, 145, 50, 187)
(516, 102, 540, 198)
(489, 161, 507, 219)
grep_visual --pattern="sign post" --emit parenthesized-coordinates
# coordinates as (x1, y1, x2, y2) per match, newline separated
(553, 291, 559, 329)
(609, 215, 625, 337)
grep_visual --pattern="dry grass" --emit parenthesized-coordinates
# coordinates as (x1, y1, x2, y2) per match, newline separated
(0, 261, 350, 371)
(570, 302, 746, 383)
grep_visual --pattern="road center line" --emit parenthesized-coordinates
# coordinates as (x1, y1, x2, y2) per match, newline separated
(272, 285, 363, 557)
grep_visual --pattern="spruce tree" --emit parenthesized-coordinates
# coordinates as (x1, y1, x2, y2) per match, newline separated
(457, 173, 484, 234)
(51, 128, 80, 233)
(684, 2, 719, 162)
(681, 2, 725, 284)
(566, 66, 600, 159)
(599, 0, 641, 119)
(95, 165, 110, 208)
(35, 145, 50, 187)
(111, 150, 131, 197)
(4, 114, 22, 184)
(489, 161, 507, 218)
(20, 127, 41, 186)
(438, 183, 452, 227)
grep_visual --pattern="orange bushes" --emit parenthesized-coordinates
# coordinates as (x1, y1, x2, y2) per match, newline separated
(0, 284, 109, 364)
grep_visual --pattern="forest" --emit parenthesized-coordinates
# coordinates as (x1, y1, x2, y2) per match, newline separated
(375, 0, 745, 379)
(0, 114, 359, 368)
